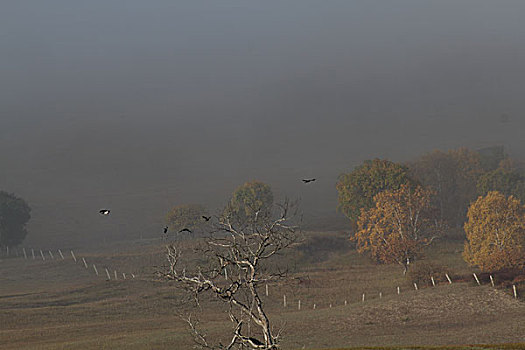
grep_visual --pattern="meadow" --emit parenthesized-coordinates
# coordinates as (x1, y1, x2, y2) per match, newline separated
(1, 231, 524, 349)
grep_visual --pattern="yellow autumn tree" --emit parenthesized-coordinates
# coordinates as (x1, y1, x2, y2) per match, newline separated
(463, 191, 525, 271)
(354, 184, 435, 274)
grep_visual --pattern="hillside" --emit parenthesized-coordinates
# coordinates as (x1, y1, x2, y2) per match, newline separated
(0, 234, 524, 349)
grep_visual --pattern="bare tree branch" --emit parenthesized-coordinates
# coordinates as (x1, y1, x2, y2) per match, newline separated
(160, 200, 301, 350)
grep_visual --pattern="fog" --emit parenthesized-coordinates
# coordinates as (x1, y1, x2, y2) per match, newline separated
(1, 1, 525, 246)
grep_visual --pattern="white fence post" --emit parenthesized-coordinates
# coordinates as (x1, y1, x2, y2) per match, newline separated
(397, 286, 400, 295)
(445, 273, 452, 284)
(379, 292, 382, 299)
(82, 257, 88, 268)
(31, 249, 35, 260)
(105, 268, 111, 280)
(40, 250, 45, 261)
(414, 283, 418, 290)
(114, 270, 118, 280)
(122, 273, 126, 279)
(513, 285, 518, 299)
(283, 295, 287, 308)
(431, 276, 435, 287)
(48, 250, 54, 260)
(298, 300, 301, 310)
(362, 293, 365, 302)
(71, 250, 77, 262)
(265, 284, 269, 297)
(473, 273, 481, 286)
(23, 248, 27, 260)
(93, 264, 99, 276)
(58, 249, 65, 260)
(489, 275, 494, 287)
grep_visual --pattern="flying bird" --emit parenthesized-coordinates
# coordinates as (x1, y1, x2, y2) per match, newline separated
(302, 178, 316, 183)
(99, 209, 110, 215)
(163, 226, 168, 234)
(179, 228, 192, 233)
(202, 215, 211, 221)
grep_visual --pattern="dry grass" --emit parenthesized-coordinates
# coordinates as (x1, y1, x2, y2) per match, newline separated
(1, 232, 524, 349)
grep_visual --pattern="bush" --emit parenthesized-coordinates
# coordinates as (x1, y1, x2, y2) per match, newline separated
(406, 262, 450, 286)
(478, 267, 525, 287)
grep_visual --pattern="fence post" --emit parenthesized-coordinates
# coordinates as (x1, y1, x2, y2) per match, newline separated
(473, 273, 481, 286)
(93, 264, 99, 276)
(82, 257, 88, 268)
(298, 300, 301, 310)
(513, 285, 518, 299)
(114, 270, 118, 280)
(445, 273, 452, 284)
(71, 250, 77, 262)
(379, 292, 382, 299)
(431, 276, 435, 287)
(489, 275, 495, 287)
(40, 250, 45, 261)
(48, 250, 54, 260)
(313, 303, 316, 310)
(105, 268, 111, 280)
(23, 248, 27, 260)
(31, 249, 35, 260)
(283, 295, 287, 308)
(414, 283, 418, 290)
(265, 284, 269, 297)
(58, 249, 65, 260)
(397, 286, 400, 295)
(122, 273, 126, 279)
(362, 293, 365, 302)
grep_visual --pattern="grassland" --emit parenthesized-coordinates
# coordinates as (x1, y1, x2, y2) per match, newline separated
(1, 232, 524, 349)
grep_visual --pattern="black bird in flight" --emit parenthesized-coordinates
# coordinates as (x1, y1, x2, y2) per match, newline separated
(202, 215, 211, 221)
(179, 228, 192, 233)
(99, 209, 110, 215)
(163, 226, 168, 234)
(302, 178, 316, 183)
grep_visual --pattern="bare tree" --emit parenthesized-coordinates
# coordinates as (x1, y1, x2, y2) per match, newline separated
(161, 200, 301, 349)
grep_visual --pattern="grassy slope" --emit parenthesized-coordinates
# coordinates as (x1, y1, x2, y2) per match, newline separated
(0, 233, 524, 349)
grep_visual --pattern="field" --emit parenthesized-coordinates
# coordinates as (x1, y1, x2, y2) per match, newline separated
(1, 232, 524, 349)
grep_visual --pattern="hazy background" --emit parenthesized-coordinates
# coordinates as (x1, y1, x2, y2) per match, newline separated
(1, 1, 524, 247)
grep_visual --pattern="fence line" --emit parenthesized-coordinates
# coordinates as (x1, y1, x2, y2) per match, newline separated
(3, 246, 521, 307)
(2, 245, 138, 283)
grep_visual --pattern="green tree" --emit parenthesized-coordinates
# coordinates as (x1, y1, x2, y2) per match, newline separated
(477, 165, 525, 202)
(336, 159, 415, 225)
(0, 191, 31, 247)
(477, 145, 507, 171)
(166, 204, 208, 232)
(409, 147, 483, 227)
(463, 191, 525, 271)
(225, 181, 273, 224)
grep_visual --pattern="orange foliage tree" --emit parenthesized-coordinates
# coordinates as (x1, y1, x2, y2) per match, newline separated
(463, 191, 525, 271)
(336, 158, 416, 226)
(353, 184, 436, 274)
